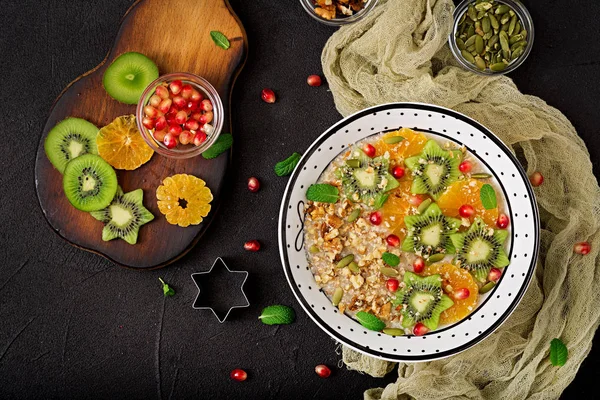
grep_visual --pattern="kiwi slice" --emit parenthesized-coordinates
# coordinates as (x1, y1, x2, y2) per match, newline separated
(402, 203, 461, 257)
(393, 271, 454, 331)
(337, 148, 399, 207)
(90, 186, 154, 245)
(405, 140, 461, 199)
(103, 52, 159, 104)
(44, 118, 99, 173)
(63, 154, 118, 212)
(450, 218, 510, 283)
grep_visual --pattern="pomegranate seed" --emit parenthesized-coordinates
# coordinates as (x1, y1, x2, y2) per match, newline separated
(154, 116, 167, 131)
(185, 119, 199, 131)
(169, 80, 182, 95)
(454, 288, 470, 300)
(574, 242, 591, 255)
(362, 143, 376, 158)
(155, 85, 169, 99)
(386, 234, 400, 247)
(144, 105, 158, 118)
(307, 75, 322, 87)
(187, 100, 200, 112)
(413, 322, 429, 336)
(244, 240, 260, 252)
(153, 129, 167, 142)
(158, 98, 172, 114)
(201, 123, 214, 135)
(261, 88, 276, 103)
(149, 95, 162, 108)
(369, 211, 382, 225)
(391, 166, 405, 179)
(191, 89, 203, 102)
(193, 131, 207, 146)
(172, 95, 187, 109)
(175, 110, 188, 125)
(142, 117, 155, 129)
(488, 267, 502, 282)
(178, 131, 193, 145)
(200, 111, 214, 124)
(191, 112, 202, 121)
(181, 84, 193, 99)
(247, 177, 260, 192)
(386, 278, 399, 292)
(459, 160, 472, 173)
(168, 124, 182, 136)
(230, 369, 247, 382)
(459, 204, 475, 218)
(529, 171, 544, 187)
(413, 257, 425, 273)
(201, 99, 213, 112)
(408, 194, 424, 206)
(314, 364, 331, 378)
(163, 133, 177, 149)
(496, 213, 510, 229)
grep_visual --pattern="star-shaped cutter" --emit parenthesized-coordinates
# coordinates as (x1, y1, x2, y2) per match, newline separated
(191, 257, 249, 323)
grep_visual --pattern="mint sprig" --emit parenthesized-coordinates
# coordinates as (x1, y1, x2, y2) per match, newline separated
(275, 152, 301, 176)
(355, 311, 386, 331)
(159, 278, 175, 297)
(480, 184, 497, 210)
(550, 338, 568, 366)
(382, 252, 400, 267)
(306, 184, 339, 204)
(258, 305, 295, 325)
(202, 133, 233, 159)
(210, 31, 230, 50)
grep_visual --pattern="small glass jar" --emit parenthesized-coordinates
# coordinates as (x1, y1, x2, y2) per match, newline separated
(136, 72, 224, 159)
(299, 0, 379, 26)
(449, 0, 534, 76)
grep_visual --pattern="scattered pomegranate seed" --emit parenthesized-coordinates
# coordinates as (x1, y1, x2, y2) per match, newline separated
(198, 99, 211, 112)
(186, 101, 200, 113)
(247, 177, 260, 192)
(230, 369, 247, 382)
(413, 322, 429, 336)
(261, 88, 276, 103)
(529, 171, 544, 187)
(155, 85, 170, 99)
(179, 131, 193, 145)
(574, 242, 591, 255)
(142, 117, 155, 130)
(172, 95, 186, 109)
(459, 160, 472, 173)
(201, 124, 214, 135)
(193, 131, 207, 146)
(314, 364, 331, 378)
(181, 84, 193, 99)
(386, 234, 400, 247)
(391, 166, 405, 179)
(144, 105, 158, 118)
(408, 194, 424, 206)
(183, 119, 198, 131)
(244, 240, 261, 252)
(201, 111, 214, 124)
(488, 268, 502, 282)
(174, 110, 187, 125)
(386, 278, 399, 292)
(459, 204, 475, 218)
(454, 288, 470, 300)
(413, 257, 425, 273)
(163, 133, 177, 149)
(362, 143, 376, 158)
(154, 116, 167, 131)
(191, 89, 203, 102)
(158, 98, 172, 114)
(496, 213, 510, 229)
(149, 95, 162, 108)
(153, 129, 167, 142)
(191, 112, 202, 121)
(169, 80, 182, 95)
(168, 124, 182, 136)
(369, 211, 382, 225)
(307, 75, 322, 87)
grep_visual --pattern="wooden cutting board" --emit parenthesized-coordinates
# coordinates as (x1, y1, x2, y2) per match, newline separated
(34, 0, 247, 269)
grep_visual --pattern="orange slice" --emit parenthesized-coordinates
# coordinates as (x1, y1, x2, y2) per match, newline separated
(436, 178, 498, 226)
(96, 115, 154, 170)
(374, 128, 428, 161)
(424, 263, 478, 324)
(156, 174, 213, 227)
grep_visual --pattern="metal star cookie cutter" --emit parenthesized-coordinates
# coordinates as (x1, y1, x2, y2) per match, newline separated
(191, 257, 249, 323)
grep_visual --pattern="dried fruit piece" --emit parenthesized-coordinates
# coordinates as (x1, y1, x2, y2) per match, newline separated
(156, 174, 213, 227)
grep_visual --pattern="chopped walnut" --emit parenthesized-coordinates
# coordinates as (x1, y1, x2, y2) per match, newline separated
(314, 0, 366, 20)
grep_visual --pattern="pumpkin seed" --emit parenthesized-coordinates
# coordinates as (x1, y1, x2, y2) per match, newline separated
(482, 17, 491, 33)
(332, 287, 343, 306)
(483, 31, 493, 40)
(500, 12, 510, 25)
(381, 267, 399, 277)
(336, 254, 354, 269)
(508, 14, 517, 35)
(383, 328, 405, 336)
(495, 4, 510, 15)
(346, 159, 360, 168)
(479, 281, 496, 294)
(456, 38, 466, 50)
(499, 31, 510, 51)
(520, 29, 527, 40)
(384, 136, 405, 144)
(488, 34, 499, 47)
(348, 261, 360, 273)
(467, 44, 476, 53)
(309, 245, 320, 253)
(475, 2, 492, 11)
(509, 10, 515, 17)
(501, 21, 509, 31)
(489, 13, 499, 29)
(347, 208, 361, 222)
(465, 34, 477, 47)
(471, 173, 492, 179)
(513, 20, 521, 35)
(475, 56, 486, 70)
(476, 10, 486, 20)
(490, 62, 507, 71)
(475, 35, 484, 54)
(502, 49, 511, 61)
(426, 253, 445, 265)
(417, 198, 432, 214)
(468, 5, 477, 21)
(509, 33, 524, 45)
(511, 46, 524, 60)
(467, 25, 475, 37)
(510, 40, 527, 52)
(459, 12, 466, 25)
(461, 49, 475, 63)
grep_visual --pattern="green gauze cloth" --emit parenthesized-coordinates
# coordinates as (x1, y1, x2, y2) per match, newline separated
(321, 0, 600, 399)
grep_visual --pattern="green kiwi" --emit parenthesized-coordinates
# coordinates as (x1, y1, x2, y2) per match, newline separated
(90, 186, 154, 245)
(402, 203, 461, 257)
(338, 148, 399, 207)
(44, 118, 99, 173)
(63, 154, 118, 212)
(450, 218, 510, 283)
(393, 271, 454, 331)
(404, 140, 461, 199)
(103, 52, 159, 104)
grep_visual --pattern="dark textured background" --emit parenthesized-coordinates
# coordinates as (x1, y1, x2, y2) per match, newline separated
(1, 0, 599, 398)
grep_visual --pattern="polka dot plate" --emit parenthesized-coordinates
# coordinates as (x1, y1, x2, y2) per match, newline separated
(278, 103, 539, 362)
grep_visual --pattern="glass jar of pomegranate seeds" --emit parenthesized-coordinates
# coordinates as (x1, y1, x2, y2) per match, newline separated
(136, 73, 223, 159)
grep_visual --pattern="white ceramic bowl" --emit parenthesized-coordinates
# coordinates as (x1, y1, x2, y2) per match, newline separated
(278, 103, 539, 362)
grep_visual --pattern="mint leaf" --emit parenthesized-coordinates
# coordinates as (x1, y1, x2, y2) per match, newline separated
(258, 305, 295, 325)
(382, 252, 400, 267)
(306, 184, 339, 203)
(210, 31, 230, 50)
(159, 278, 175, 297)
(274, 152, 301, 176)
(550, 338, 568, 366)
(202, 133, 233, 159)
(355, 311, 386, 331)
(373, 194, 389, 210)
(480, 184, 497, 209)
